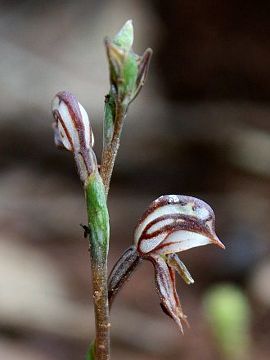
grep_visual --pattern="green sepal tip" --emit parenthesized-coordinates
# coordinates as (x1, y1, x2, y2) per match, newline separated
(113, 19, 134, 51)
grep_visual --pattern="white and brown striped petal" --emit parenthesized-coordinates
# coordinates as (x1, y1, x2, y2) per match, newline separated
(52, 91, 94, 151)
(51, 91, 96, 182)
(134, 195, 224, 255)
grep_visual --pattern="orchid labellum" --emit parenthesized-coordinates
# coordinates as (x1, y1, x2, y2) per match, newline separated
(108, 195, 225, 332)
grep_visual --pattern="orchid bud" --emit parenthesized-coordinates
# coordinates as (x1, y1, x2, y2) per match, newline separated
(51, 91, 97, 183)
(105, 20, 152, 105)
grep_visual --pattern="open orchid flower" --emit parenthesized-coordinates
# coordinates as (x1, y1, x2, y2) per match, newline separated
(51, 91, 96, 183)
(108, 195, 224, 333)
(135, 195, 225, 332)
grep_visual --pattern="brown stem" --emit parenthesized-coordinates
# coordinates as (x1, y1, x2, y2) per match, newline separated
(91, 258, 110, 360)
(100, 100, 127, 196)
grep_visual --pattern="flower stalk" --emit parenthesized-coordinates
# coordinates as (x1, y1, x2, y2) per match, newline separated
(85, 172, 110, 360)
(51, 20, 152, 360)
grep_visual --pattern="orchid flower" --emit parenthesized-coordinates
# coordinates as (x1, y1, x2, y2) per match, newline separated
(51, 91, 96, 183)
(134, 195, 225, 332)
(108, 195, 225, 333)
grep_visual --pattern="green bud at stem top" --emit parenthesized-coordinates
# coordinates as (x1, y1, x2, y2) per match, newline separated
(105, 20, 152, 106)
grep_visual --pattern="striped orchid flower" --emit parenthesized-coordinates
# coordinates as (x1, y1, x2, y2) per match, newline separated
(134, 195, 225, 332)
(108, 194, 224, 333)
(51, 91, 96, 183)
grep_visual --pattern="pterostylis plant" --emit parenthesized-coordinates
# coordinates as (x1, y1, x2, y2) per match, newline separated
(51, 20, 225, 360)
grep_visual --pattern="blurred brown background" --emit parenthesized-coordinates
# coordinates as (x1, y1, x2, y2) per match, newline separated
(0, 0, 270, 359)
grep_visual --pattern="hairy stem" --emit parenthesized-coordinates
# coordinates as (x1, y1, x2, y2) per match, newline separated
(100, 99, 127, 196)
(85, 172, 110, 360)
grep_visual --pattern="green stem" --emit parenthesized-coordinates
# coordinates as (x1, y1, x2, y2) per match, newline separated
(85, 171, 110, 360)
(100, 98, 127, 196)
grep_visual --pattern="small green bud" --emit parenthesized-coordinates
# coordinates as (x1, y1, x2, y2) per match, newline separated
(105, 39, 138, 104)
(105, 20, 152, 105)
